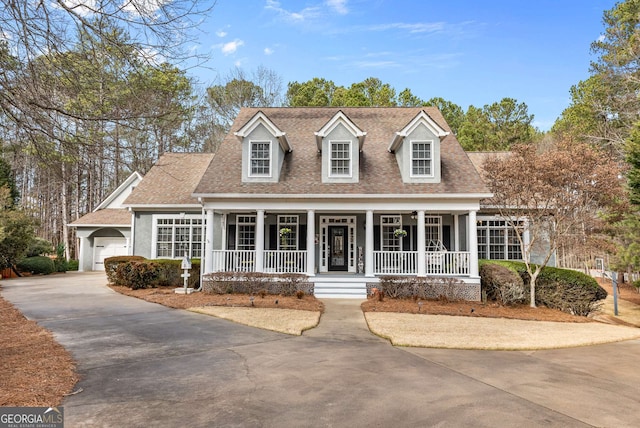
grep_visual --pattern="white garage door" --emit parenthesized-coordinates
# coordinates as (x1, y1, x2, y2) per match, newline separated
(93, 237, 128, 271)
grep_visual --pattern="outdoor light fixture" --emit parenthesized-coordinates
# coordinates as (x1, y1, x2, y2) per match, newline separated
(411, 211, 418, 219)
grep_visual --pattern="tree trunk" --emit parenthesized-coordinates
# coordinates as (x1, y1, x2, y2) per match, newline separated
(529, 271, 538, 308)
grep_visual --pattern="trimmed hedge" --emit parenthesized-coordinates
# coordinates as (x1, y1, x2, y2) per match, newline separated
(202, 272, 313, 296)
(105, 256, 202, 289)
(479, 261, 526, 305)
(480, 260, 607, 316)
(375, 276, 465, 301)
(104, 256, 145, 285)
(16, 256, 55, 275)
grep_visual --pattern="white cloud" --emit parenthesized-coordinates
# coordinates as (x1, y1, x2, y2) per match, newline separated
(326, 0, 348, 15)
(221, 39, 244, 55)
(368, 22, 446, 34)
(122, 0, 168, 19)
(54, 0, 97, 17)
(216, 30, 228, 38)
(265, 0, 321, 22)
(264, 47, 274, 55)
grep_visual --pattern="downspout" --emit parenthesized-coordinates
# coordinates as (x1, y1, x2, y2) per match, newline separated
(197, 198, 205, 291)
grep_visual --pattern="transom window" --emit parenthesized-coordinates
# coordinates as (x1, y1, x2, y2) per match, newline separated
(329, 141, 351, 177)
(249, 141, 271, 177)
(411, 141, 433, 177)
(381, 215, 402, 251)
(477, 219, 524, 260)
(278, 215, 298, 250)
(155, 216, 203, 259)
(236, 215, 256, 250)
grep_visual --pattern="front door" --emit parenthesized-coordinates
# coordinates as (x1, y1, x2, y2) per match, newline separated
(328, 226, 348, 271)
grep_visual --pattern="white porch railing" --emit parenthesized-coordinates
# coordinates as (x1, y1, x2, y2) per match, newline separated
(374, 251, 471, 276)
(211, 250, 307, 274)
(212, 250, 256, 272)
(264, 250, 307, 273)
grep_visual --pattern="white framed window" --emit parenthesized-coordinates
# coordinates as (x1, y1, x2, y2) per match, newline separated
(278, 215, 298, 250)
(249, 141, 271, 177)
(425, 216, 444, 250)
(381, 215, 402, 251)
(329, 141, 351, 177)
(154, 215, 204, 259)
(477, 219, 524, 261)
(236, 215, 256, 250)
(411, 140, 433, 177)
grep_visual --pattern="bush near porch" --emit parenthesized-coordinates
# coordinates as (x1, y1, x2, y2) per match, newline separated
(201, 272, 314, 297)
(373, 276, 466, 301)
(104, 256, 201, 290)
(480, 260, 607, 316)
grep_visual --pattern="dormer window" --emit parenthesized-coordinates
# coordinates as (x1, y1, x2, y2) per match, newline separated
(329, 141, 352, 177)
(411, 141, 433, 177)
(249, 141, 271, 177)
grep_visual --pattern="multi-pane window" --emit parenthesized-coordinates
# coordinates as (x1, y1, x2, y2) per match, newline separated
(411, 141, 432, 176)
(425, 216, 444, 250)
(237, 215, 256, 250)
(381, 215, 402, 251)
(330, 141, 351, 176)
(250, 141, 271, 176)
(477, 219, 523, 261)
(155, 217, 204, 259)
(278, 215, 298, 250)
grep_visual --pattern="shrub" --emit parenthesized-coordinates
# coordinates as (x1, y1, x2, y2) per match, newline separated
(479, 261, 526, 305)
(67, 259, 79, 271)
(150, 258, 201, 289)
(17, 256, 55, 275)
(26, 238, 53, 257)
(376, 276, 466, 301)
(486, 260, 607, 316)
(116, 261, 160, 290)
(104, 256, 145, 285)
(633, 279, 640, 291)
(54, 243, 68, 272)
(202, 272, 313, 296)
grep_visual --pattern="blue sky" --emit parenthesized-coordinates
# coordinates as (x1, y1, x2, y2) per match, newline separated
(190, 0, 616, 131)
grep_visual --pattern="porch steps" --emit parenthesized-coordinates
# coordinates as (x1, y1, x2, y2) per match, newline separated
(311, 276, 370, 299)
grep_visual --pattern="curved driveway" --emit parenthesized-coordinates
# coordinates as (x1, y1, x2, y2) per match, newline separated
(3, 272, 640, 427)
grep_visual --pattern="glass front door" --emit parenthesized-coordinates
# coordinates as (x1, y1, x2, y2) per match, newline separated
(328, 226, 348, 271)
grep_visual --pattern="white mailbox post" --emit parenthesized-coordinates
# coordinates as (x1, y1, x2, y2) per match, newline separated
(175, 251, 194, 294)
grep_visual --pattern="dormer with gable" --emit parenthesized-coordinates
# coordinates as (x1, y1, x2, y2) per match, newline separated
(388, 110, 450, 184)
(234, 111, 292, 183)
(314, 110, 366, 184)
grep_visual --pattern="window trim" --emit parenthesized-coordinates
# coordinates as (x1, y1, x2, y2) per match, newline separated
(477, 217, 525, 261)
(328, 140, 352, 178)
(152, 214, 204, 259)
(236, 215, 257, 251)
(248, 140, 272, 178)
(410, 140, 434, 178)
(277, 215, 299, 250)
(380, 215, 402, 252)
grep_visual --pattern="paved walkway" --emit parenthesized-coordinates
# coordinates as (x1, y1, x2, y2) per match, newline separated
(303, 299, 384, 342)
(3, 273, 640, 427)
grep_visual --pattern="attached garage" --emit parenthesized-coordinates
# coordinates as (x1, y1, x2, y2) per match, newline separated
(93, 237, 128, 270)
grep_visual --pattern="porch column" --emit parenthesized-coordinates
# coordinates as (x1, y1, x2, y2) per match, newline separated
(365, 210, 374, 277)
(78, 236, 87, 272)
(204, 209, 214, 273)
(417, 210, 426, 276)
(221, 213, 227, 250)
(255, 210, 265, 272)
(453, 214, 459, 251)
(306, 210, 315, 276)
(468, 210, 479, 277)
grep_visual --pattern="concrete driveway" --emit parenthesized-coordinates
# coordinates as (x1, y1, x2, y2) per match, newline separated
(3, 272, 640, 427)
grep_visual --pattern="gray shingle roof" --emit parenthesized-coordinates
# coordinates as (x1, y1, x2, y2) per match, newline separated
(194, 107, 490, 196)
(124, 153, 215, 206)
(68, 208, 131, 227)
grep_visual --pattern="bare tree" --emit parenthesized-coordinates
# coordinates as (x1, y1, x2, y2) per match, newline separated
(483, 141, 624, 307)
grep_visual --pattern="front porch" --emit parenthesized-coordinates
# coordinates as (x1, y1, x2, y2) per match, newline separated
(201, 206, 482, 299)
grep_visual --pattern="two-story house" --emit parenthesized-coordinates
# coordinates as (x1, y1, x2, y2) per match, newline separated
(74, 107, 495, 299)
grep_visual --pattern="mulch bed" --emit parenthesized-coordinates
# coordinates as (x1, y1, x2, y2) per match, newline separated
(0, 293, 79, 407)
(108, 285, 325, 312)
